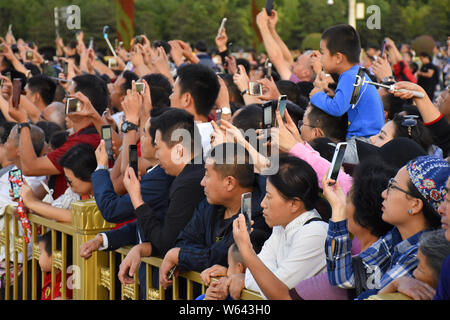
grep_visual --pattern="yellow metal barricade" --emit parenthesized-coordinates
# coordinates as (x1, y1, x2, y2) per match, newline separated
(0, 200, 262, 300)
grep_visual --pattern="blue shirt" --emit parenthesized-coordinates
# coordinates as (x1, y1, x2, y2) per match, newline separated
(310, 65, 385, 139)
(326, 220, 423, 299)
(434, 255, 450, 300)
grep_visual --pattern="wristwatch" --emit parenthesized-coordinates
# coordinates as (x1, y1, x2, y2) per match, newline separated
(240, 89, 249, 96)
(18, 122, 31, 133)
(121, 121, 139, 134)
(95, 165, 107, 171)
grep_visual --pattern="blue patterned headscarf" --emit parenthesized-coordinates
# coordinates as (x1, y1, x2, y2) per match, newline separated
(406, 156, 450, 211)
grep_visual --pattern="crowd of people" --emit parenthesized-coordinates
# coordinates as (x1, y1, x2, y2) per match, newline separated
(0, 7, 449, 301)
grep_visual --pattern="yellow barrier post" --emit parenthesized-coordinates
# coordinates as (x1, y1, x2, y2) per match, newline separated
(71, 199, 115, 300)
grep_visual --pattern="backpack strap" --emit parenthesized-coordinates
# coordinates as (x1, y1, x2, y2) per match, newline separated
(303, 217, 323, 226)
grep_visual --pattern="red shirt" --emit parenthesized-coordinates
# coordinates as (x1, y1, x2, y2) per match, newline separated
(41, 271, 73, 300)
(47, 125, 101, 198)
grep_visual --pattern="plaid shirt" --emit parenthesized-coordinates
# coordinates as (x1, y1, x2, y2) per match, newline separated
(325, 220, 423, 293)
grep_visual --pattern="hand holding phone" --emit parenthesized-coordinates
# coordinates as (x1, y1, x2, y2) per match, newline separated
(273, 95, 287, 127)
(217, 18, 227, 38)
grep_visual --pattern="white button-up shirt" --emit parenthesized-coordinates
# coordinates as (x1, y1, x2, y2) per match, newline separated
(245, 209, 328, 299)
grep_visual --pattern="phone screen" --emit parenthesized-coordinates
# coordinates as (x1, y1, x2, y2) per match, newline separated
(381, 40, 386, 57)
(66, 98, 81, 114)
(328, 143, 347, 181)
(278, 96, 287, 119)
(101, 126, 111, 140)
(9, 169, 23, 199)
(241, 192, 252, 230)
(249, 82, 262, 96)
(263, 105, 272, 128)
(129, 145, 138, 177)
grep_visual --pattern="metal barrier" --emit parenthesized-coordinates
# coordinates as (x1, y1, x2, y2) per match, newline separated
(0, 200, 262, 300)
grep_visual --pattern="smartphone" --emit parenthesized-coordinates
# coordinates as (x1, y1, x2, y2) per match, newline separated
(88, 37, 94, 50)
(241, 192, 252, 231)
(135, 81, 145, 94)
(215, 108, 222, 123)
(9, 169, 23, 199)
(12, 78, 21, 109)
(101, 125, 113, 160)
(63, 61, 68, 75)
(266, 62, 272, 79)
(381, 40, 387, 57)
(26, 51, 33, 60)
(108, 58, 118, 69)
(327, 142, 348, 182)
(266, 0, 274, 16)
(8, 24, 12, 34)
(129, 144, 138, 178)
(217, 18, 227, 37)
(262, 102, 272, 129)
(65, 97, 81, 114)
(6, 72, 11, 81)
(277, 95, 287, 120)
(0, 43, 4, 53)
(248, 82, 262, 96)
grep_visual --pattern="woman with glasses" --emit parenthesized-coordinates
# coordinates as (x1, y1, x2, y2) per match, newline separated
(18, 143, 96, 223)
(324, 155, 449, 299)
(369, 114, 435, 155)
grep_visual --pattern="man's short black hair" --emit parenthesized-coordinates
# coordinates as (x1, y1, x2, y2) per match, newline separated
(151, 108, 202, 156)
(207, 142, 255, 189)
(72, 74, 109, 115)
(177, 64, 220, 118)
(27, 75, 56, 105)
(141, 73, 172, 108)
(195, 41, 208, 53)
(58, 143, 97, 182)
(120, 71, 139, 95)
(322, 24, 361, 64)
(307, 104, 348, 142)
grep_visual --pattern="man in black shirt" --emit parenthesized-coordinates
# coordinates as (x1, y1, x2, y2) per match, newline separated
(118, 108, 206, 285)
(417, 52, 439, 101)
(158, 142, 270, 289)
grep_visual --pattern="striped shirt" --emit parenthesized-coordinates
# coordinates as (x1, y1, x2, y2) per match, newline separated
(326, 220, 423, 297)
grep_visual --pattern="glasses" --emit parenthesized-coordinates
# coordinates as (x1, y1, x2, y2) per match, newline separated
(400, 115, 419, 137)
(386, 178, 414, 197)
(298, 120, 317, 130)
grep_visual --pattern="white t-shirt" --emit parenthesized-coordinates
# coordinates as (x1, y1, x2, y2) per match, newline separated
(244, 209, 328, 299)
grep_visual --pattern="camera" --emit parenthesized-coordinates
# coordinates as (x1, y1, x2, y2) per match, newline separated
(26, 51, 33, 60)
(108, 58, 118, 69)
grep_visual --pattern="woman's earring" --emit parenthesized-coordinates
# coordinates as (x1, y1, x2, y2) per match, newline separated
(408, 209, 413, 215)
